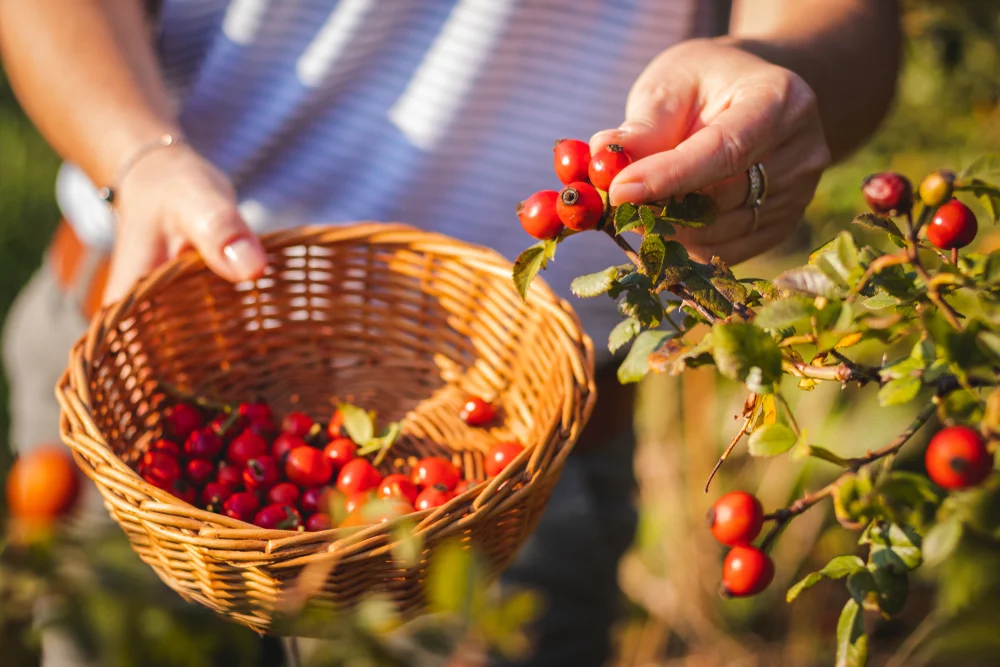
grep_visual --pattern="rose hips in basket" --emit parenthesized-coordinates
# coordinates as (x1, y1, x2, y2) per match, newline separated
(337, 458, 383, 495)
(163, 403, 203, 441)
(588, 144, 632, 192)
(415, 485, 454, 510)
(721, 545, 774, 597)
(341, 498, 413, 528)
(412, 457, 461, 491)
(217, 462, 242, 487)
(267, 482, 300, 506)
(485, 441, 525, 477)
(556, 182, 604, 231)
(378, 474, 419, 505)
(238, 401, 272, 424)
(553, 138, 592, 186)
(6, 445, 81, 523)
(323, 438, 358, 471)
(254, 503, 302, 530)
(227, 431, 268, 467)
(925, 425, 993, 489)
(141, 451, 181, 489)
(184, 428, 223, 461)
(517, 190, 564, 241)
(927, 199, 978, 250)
(202, 481, 234, 510)
(223, 491, 259, 522)
(305, 513, 333, 531)
(150, 439, 181, 458)
(247, 418, 278, 441)
(453, 479, 473, 495)
(299, 486, 328, 515)
(170, 479, 198, 505)
(273, 433, 306, 464)
(283, 412, 315, 438)
(185, 458, 216, 487)
(243, 455, 281, 491)
(345, 491, 375, 514)
(327, 410, 346, 439)
(211, 413, 248, 440)
(286, 446, 334, 487)
(862, 172, 913, 216)
(708, 491, 764, 546)
(460, 396, 495, 427)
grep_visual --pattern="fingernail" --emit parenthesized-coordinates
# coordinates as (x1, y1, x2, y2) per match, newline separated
(590, 129, 627, 152)
(223, 238, 266, 280)
(609, 182, 648, 206)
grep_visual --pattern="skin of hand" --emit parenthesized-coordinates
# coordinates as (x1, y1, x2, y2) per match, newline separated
(589, 38, 830, 266)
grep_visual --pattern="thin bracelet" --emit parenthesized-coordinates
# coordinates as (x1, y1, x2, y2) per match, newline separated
(97, 133, 186, 207)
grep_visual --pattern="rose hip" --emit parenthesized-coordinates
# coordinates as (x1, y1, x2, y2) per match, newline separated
(150, 439, 181, 458)
(163, 403, 202, 441)
(460, 396, 495, 427)
(254, 503, 302, 530)
(411, 457, 461, 491)
(243, 455, 281, 492)
(517, 190, 564, 241)
(273, 433, 306, 464)
(378, 474, 419, 505)
(202, 481, 234, 509)
(217, 462, 242, 487)
(553, 138, 592, 185)
(170, 479, 198, 505)
(223, 491, 259, 522)
(862, 172, 913, 216)
(305, 513, 333, 531)
(484, 441, 525, 477)
(238, 401, 273, 424)
(185, 458, 216, 487)
(268, 482, 301, 506)
(556, 182, 604, 231)
(286, 446, 334, 487)
(227, 431, 268, 467)
(588, 144, 632, 191)
(282, 412, 315, 438)
(141, 451, 180, 489)
(337, 458, 383, 495)
(415, 485, 455, 511)
(323, 438, 358, 472)
(184, 428, 223, 461)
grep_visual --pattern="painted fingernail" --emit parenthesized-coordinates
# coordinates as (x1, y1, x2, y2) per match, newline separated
(223, 238, 267, 280)
(609, 182, 648, 206)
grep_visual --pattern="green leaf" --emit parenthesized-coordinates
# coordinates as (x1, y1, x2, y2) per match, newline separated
(773, 266, 840, 299)
(570, 266, 621, 298)
(618, 288, 663, 328)
(614, 203, 640, 234)
(852, 212, 905, 239)
(923, 517, 963, 567)
(512, 240, 556, 301)
(862, 293, 898, 310)
(684, 272, 733, 318)
(878, 376, 922, 407)
(426, 540, 479, 616)
(748, 423, 798, 456)
(660, 240, 691, 285)
(822, 555, 867, 579)
(618, 330, 675, 384)
(754, 297, 815, 329)
(961, 152, 1000, 179)
(608, 318, 641, 355)
(956, 178, 1000, 223)
(786, 573, 823, 603)
(835, 599, 868, 667)
(864, 523, 923, 572)
(638, 205, 657, 230)
(639, 233, 666, 280)
(711, 322, 783, 390)
(339, 403, 374, 444)
(661, 193, 717, 227)
(704, 257, 749, 305)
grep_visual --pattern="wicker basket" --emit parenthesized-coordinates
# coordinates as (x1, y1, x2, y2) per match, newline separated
(56, 223, 595, 634)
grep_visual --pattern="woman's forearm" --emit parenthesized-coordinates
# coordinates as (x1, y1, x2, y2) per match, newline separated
(0, 0, 178, 187)
(728, 0, 902, 162)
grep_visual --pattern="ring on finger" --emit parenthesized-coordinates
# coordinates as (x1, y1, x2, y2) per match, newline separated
(744, 162, 769, 209)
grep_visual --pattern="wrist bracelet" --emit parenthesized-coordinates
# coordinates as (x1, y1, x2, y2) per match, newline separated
(97, 133, 186, 207)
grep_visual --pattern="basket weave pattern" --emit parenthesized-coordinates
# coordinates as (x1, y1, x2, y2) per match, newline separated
(56, 223, 595, 634)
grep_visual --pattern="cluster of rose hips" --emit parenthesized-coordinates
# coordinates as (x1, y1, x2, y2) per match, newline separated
(516, 139, 634, 240)
(707, 425, 995, 598)
(135, 396, 524, 531)
(862, 169, 978, 250)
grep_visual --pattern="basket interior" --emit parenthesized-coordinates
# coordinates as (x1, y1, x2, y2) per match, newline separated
(87, 230, 581, 481)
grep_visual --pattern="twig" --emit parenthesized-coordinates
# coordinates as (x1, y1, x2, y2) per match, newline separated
(844, 401, 937, 471)
(782, 360, 859, 384)
(775, 393, 801, 437)
(603, 226, 642, 269)
(667, 285, 718, 324)
(705, 414, 754, 493)
(847, 251, 909, 303)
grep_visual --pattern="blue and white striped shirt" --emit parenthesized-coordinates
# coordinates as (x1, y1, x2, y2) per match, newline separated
(58, 0, 726, 364)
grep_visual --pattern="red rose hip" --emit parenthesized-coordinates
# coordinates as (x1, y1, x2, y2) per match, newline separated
(282, 412, 315, 438)
(484, 441, 524, 477)
(201, 481, 234, 509)
(268, 482, 301, 506)
(254, 503, 302, 530)
(185, 458, 216, 487)
(217, 462, 242, 487)
(378, 474, 419, 505)
(184, 429, 223, 461)
(411, 457, 461, 491)
(272, 433, 306, 463)
(305, 513, 333, 531)
(722, 545, 774, 597)
(223, 491, 259, 522)
(227, 431, 268, 467)
(415, 485, 454, 510)
(337, 458, 383, 495)
(323, 438, 358, 471)
(517, 190, 564, 241)
(243, 456, 281, 491)
(927, 199, 978, 250)
(553, 138, 592, 185)
(460, 396, 495, 427)
(163, 403, 202, 441)
(862, 172, 913, 216)
(150, 439, 181, 458)
(238, 401, 272, 424)
(925, 425, 993, 489)
(556, 182, 604, 231)
(141, 451, 181, 489)
(170, 479, 198, 505)
(588, 144, 632, 192)
(708, 491, 764, 546)
(286, 446, 334, 487)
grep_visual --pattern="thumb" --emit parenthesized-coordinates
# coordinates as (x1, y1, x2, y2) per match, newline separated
(179, 202, 268, 285)
(102, 226, 169, 305)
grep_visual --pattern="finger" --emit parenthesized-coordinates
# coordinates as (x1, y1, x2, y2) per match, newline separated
(175, 199, 268, 283)
(589, 69, 697, 159)
(607, 85, 792, 206)
(672, 189, 797, 247)
(102, 227, 169, 305)
(687, 217, 795, 266)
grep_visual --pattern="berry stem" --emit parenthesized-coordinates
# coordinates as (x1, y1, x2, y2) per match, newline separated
(705, 407, 755, 493)
(904, 210, 964, 330)
(951, 247, 959, 265)
(602, 226, 642, 268)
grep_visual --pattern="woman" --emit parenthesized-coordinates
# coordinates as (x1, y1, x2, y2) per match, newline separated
(0, 1, 900, 665)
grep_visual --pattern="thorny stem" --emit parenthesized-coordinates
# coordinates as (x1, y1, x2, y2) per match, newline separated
(603, 226, 642, 268)
(668, 285, 718, 323)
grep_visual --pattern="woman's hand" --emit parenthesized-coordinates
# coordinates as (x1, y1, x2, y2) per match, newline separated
(102, 145, 268, 304)
(590, 38, 831, 265)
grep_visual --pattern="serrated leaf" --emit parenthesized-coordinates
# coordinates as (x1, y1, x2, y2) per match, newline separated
(571, 266, 621, 298)
(646, 219, 675, 236)
(660, 193, 717, 227)
(647, 337, 712, 376)
(685, 271, 733, 318)
(961, 152, 1000, 179)
(512, 241, 556, 301)
(853, 212, 904, 239)
(614, 203, 640, 234)
(660, 240, 691, 284)
(863, 293, 898, 310)
(754, 297, 815, 329)
(864, 523, 922, 572)
(608, 318, 641, 355)
(618, 330, 675, 384)
(618, 288, 663, 328)
(745, 278, 780, 300)
(638, 204, 657, 230)
(923, 517, 963, 567)
(878, 376, 922, 407)
(711, 322, 783, 390)
(338, 403, 375, 444)
(957, 178, 1000, 223)
(704, 258, 749, 305)
(835, 599, 868, 667)
(748, 423, 798, 456)
(773, 266, 840, 298)
(639, 233, 666, 280)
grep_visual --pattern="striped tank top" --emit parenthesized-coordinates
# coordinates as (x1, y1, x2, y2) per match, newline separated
(57, 0, 728, 364)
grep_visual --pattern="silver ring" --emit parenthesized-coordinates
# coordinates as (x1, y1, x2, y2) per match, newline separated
(744, 162, 769, 208)
(751, 207, 759, 233)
